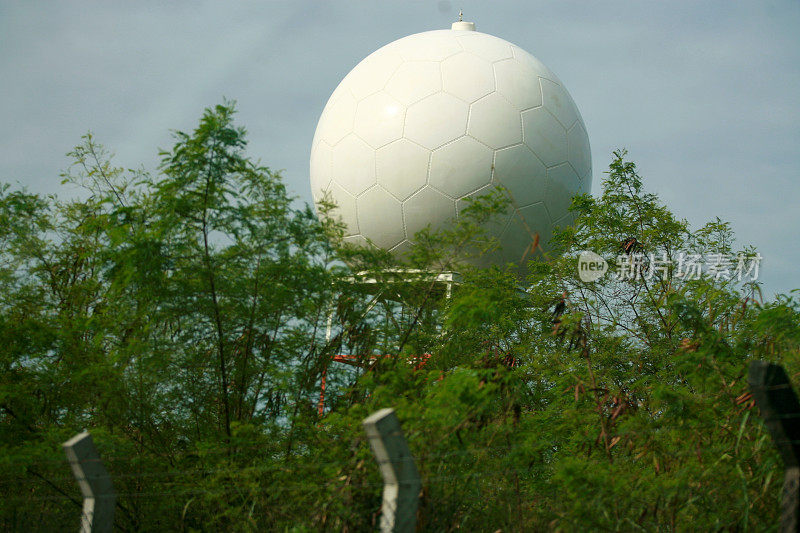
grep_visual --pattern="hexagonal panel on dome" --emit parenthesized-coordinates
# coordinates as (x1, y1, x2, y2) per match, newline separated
(456, 182, 507, 215)
(553, 210, 578, 230)
(494, 58, 543, 111)
(456, 33, 513, 62)
(357, 186, 405, 250)
(441, 52, 495, 103)
(385, 61, 442, 106)
(522, 107, 567, 168)
(376, 139, 430, 201)
(326, 181, 360, 234)
(332, 134, 376, 196)
(395, 31, 463, 61)
(313, 179, 332, 205)
(343, 234, 368, 247)
(354, 92, 405, 149)
(500, 202, 551, 265)
(317, 89, 357, 146)
(309, 140, 332, 200)
(429, 136, 493, 199)
(388, 239, 413, 258)
(567, 121, 591, 180)
(456, 182, 513, 235)
(499, 214, 536, 266)
(457, 183, 512, 269)
(343, 48, 404, 100)
(403, 186, 456, 239)
(468, 93, 522, 149)
(544, 163, 581, 221)
(404, 93, 469, 149)
(517, 202, 554, 254)
(517, 202, 552, 234)
(510, 45, 559, 84)
(541, 78, 578, 130)
(493, 144, 547, 207)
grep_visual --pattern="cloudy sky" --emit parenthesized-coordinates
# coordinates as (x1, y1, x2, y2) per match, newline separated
(2, 1, 798, 297)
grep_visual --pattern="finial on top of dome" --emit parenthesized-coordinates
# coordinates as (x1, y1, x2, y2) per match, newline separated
(451, 11, 475, 31)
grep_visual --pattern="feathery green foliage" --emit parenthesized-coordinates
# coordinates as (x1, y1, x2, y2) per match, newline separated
(0, 106, 797, 531)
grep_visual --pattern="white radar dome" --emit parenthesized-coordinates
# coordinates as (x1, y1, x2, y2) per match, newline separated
(310, 20, 591, 270)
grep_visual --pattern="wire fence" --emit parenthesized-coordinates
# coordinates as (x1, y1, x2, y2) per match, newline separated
(0, 360, 795, 531)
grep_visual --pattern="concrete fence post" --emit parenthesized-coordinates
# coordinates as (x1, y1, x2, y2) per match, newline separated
(62, 431, 116, 533)
(363, 408, 420, 533)
(748, 361, 800, 533)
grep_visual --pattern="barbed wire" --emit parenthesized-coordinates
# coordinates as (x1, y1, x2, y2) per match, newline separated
(0, 436, 778, 497)
(0, 375, 791, 526)
(0, 408, 776, 466)
(1, 450, 780, 509)
(0, 406, 778, 471)
(0, 417, 773, 480)
(0, 442, 781, 531)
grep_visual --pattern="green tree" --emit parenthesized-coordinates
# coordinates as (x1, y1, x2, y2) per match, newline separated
(300, 150, 798, 531)
(1, 105, 797, 531)
(0, 103, 351, 529)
